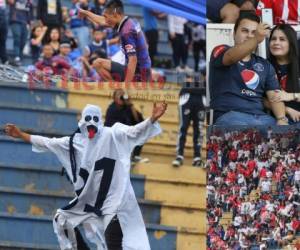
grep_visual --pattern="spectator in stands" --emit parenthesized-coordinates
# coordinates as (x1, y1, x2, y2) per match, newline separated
(168, 14, 190, 72)
(172, 75, 206, 167)
(48, 27, 61, 56)
(69, 0, 91, 53)
(35, 44, 54, 70)
(189, 22, 206, 73)
(37, 0, 63, 43)
(91, 0, 106, 16)
(52, 38, 73, 75)
(84, 27, 108, 58)
(34, 44, 55, 81)
(207, 0, 258, 23)
(268, 24, 300, 124)
(30, 24, 48, 62)
(143, 8, 166, 64)
(62, 28, 81, 61)
(105, 89, 145, 164)
(8, 0, 33, 66)
(79, 0, 152, 82)
(206, 127, 300, 250)
(209, 12, 288, 126)
(0, 0, 8, 64)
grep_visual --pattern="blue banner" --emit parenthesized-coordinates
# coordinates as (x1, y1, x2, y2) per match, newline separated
(128, 0, 206, 24)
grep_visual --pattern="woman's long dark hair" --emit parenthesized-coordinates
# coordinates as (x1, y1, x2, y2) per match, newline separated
(269, 24, 300, 92)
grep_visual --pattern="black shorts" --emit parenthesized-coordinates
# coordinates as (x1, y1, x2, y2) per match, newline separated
(111, 61, 152, 82)
(111, 61, 126, 82)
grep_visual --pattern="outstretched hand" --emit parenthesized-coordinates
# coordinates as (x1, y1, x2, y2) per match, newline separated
(150, 101, 168, 123)
(5, 124, 22, 138)
(4, 124, 31, 142)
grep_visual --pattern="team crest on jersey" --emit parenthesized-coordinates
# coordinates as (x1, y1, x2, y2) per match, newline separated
(253, 63, 264, 72)
(125, 44, 135, 53)
(241, 69, 259, 90)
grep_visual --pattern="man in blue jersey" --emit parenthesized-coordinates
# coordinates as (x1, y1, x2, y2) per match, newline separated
(78, 0, 152, 83)
(209, 11, 288, 126)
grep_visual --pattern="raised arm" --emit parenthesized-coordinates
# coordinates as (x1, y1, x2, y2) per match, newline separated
(113, 102, 167, 149)
(223, 23, 269, 66)
(78, 8, 106, 26)
(5, 124, 69, 153)
(150, 101, 168, 123)
(5, 124, 31, 142)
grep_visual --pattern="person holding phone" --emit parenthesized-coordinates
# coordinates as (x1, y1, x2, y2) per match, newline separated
(209, 11, 288, 126)
(268, 24, 300, 124)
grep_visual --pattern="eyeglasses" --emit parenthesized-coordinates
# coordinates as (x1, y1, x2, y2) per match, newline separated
(85, 115, 99, 122)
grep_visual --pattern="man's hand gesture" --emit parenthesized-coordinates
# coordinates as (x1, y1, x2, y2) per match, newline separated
(4, 124, 31, 142)
(150, 101, 168, 123)
(255, 23, 270, 44)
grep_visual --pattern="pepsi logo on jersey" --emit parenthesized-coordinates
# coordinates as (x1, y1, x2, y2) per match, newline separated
(241, 69, 260, 90)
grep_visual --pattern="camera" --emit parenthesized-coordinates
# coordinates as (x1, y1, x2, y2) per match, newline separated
(120, 94, 129, 101)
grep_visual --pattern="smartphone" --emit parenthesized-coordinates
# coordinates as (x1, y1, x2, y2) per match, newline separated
(262, 8, 273, 27)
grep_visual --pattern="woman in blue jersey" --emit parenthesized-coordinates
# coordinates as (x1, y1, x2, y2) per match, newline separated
(268, 24, 300, 124)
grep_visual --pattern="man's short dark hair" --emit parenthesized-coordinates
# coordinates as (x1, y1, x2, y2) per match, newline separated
(104, 0, 124, 14)
(234, 11, 260, 33)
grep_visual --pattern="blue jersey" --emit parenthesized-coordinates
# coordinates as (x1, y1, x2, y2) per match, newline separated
(209, 45, 280, 115)
(118, 17, 151, 70)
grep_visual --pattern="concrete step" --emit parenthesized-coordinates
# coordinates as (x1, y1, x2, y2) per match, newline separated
(0, 137, 61, 168)
(0, 187, 161, 225)
(143, 178, 205, 209)
(133, 163, 206, 232)
(0, 103, 78, 135)
(0, 83, 68, 109)
(141, 143, 194, 165)
(0, 163, 145, 199)
(0, 212, 178, 250)
(132, 163, 206, 185)
(0, 241, 59, 250)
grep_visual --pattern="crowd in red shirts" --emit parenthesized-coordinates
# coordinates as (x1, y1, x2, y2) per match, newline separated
(206, 127, 300, 250)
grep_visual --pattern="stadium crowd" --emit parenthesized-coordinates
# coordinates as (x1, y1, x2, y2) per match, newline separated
(0, 0, 205, 81)
(206, 127, 300, 250)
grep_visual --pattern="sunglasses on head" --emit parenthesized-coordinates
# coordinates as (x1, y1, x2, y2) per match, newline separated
(85, 115, 99, 122)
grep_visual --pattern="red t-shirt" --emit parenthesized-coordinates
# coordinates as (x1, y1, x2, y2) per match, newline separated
(257, 0, 300, 25)
(229, 149, 238, 161)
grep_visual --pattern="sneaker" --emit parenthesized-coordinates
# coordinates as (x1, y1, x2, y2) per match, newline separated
(175, 66, 184, 73)
(12, 57, 21, 67)
(131, 156, 149, 166)
(184, 65, 193, 73)
(172, 156, 184, 167)
(192, 157, 203, 167)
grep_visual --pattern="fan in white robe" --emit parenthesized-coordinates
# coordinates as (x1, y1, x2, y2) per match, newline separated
(11, 104, 164, 250)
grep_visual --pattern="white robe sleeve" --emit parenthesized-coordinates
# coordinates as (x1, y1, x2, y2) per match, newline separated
(30, 135, 70, 155)
(112, 118, 161, 151)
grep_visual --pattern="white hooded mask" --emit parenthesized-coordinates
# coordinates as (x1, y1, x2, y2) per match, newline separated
(78, 104, 104, 139)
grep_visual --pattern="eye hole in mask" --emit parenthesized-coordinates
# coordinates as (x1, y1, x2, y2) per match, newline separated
(85, 115, 99, 123)
(85, 115, 92, 122)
